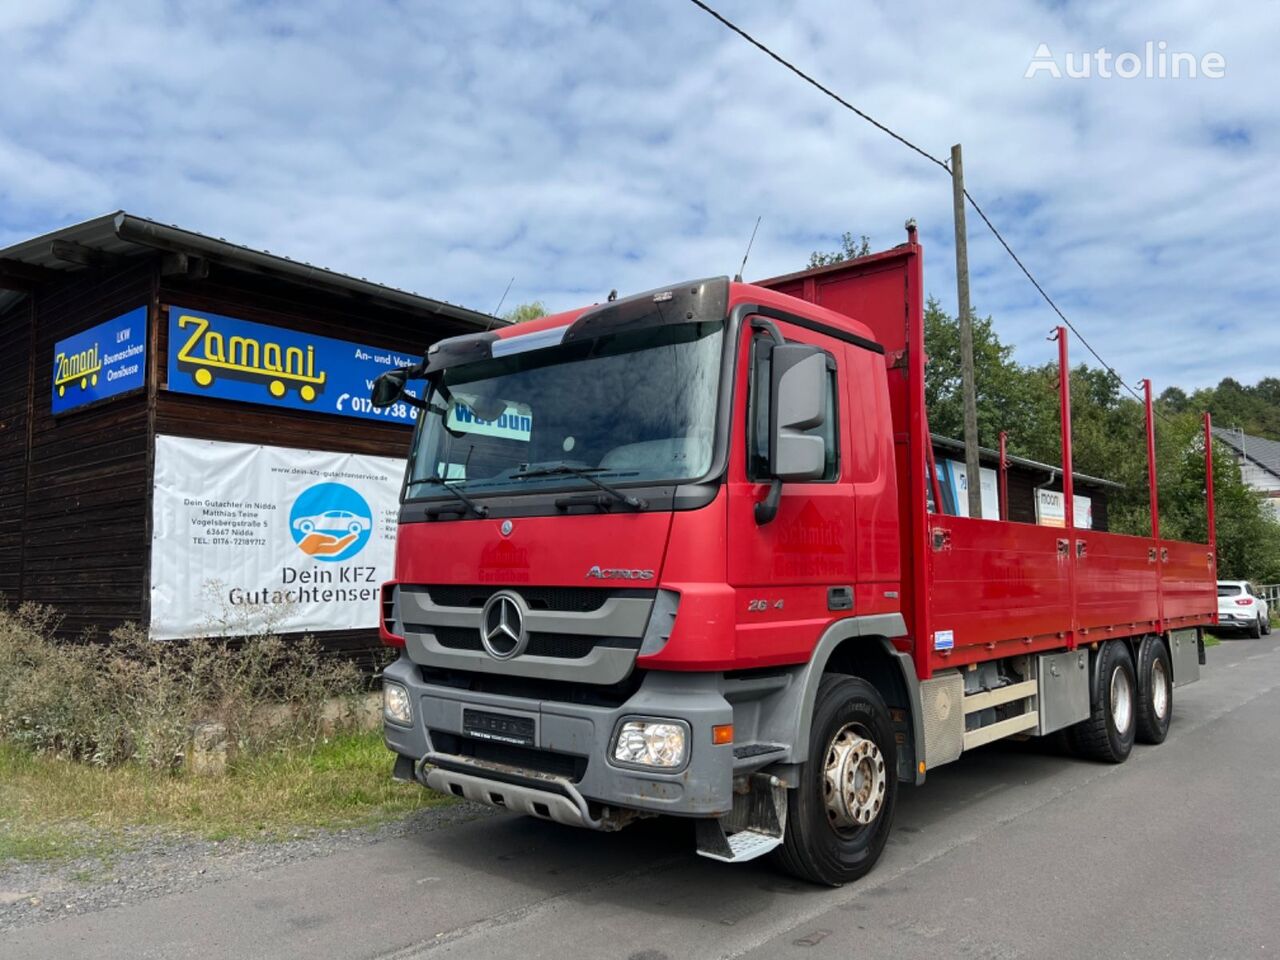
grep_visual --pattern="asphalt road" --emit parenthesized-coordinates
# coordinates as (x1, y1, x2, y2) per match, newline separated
(4, 634, 1279, 960)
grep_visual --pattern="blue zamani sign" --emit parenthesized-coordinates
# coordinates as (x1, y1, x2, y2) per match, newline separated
(165, 305, 421, 424)
(51, 306, 147, 414)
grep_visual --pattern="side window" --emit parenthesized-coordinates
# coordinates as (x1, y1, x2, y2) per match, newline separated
(747, 335, 840, 482)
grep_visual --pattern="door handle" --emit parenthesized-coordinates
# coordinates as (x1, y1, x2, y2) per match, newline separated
(827, 586, 854, 611)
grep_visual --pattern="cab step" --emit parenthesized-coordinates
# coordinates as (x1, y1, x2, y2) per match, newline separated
(694, 772, 788, 863)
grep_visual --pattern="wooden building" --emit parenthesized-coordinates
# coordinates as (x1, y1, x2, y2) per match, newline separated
(0, 212, 495, 652)
(930, 434, 1117, 530)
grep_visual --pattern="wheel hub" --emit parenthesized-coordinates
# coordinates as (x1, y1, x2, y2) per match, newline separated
(1151, 658, 1169, 720)
(1110, 665, 1133, 733)
(823, 725, 886, 832)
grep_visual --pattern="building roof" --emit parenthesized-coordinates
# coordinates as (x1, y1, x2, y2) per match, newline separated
(1212, 426, 1280, 480)
(0, 211, 500, 328)
(931, 433, 1123, 490)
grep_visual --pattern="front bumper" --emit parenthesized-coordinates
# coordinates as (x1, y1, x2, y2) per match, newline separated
(381, 654, 736, 821)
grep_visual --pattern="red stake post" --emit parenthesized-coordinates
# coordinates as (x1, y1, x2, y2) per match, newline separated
(1143, 379, 1159, 540)
(1053, 326, 1077, 647)
(1144, 379, 1164, 631)
(1055, 328, 1074, 530)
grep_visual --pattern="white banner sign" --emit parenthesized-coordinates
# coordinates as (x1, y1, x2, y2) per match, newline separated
(151, 435, 404, 639)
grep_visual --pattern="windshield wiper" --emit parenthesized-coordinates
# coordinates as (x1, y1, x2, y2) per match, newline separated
(417, 476, 489, 517)
(513, 463, 647, 510)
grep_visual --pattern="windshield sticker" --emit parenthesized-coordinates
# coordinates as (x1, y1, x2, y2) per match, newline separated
(447, 395, 533, 441)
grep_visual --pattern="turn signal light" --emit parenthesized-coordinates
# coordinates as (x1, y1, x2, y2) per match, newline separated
(712, 724, 734, 745)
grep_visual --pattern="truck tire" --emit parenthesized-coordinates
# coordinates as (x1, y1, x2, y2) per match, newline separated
(773, 675, 898, 887)
(1068, 641, 1136, 763)
(1249, 615, 1263, 639)
(1135, 636, 1172, 745)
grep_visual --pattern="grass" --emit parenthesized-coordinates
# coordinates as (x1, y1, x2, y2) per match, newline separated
(0, 731, 449, 864)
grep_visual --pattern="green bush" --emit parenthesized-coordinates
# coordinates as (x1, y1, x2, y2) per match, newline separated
(0, 603, 363, 769)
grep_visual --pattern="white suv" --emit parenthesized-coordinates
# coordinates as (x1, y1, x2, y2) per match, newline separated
(1216, 581, 1271, 638)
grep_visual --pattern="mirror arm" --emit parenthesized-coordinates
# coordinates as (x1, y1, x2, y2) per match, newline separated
(754, 478, 783, 525)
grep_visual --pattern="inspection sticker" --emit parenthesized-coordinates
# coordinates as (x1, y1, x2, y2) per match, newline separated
(933, 629, 955, 651)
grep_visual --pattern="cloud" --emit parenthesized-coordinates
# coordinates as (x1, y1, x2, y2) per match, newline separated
(1, 0, 1275, 390)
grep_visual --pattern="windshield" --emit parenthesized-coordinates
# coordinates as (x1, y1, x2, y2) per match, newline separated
(405, 320, 724, 502)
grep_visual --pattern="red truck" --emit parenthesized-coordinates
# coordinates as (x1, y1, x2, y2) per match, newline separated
(372, 224, 1216, 885)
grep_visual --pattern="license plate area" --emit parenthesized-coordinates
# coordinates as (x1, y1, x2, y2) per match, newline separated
(463, 708, 536, 747)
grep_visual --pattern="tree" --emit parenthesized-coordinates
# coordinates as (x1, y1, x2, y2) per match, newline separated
(503, 301, 548, 324)
(808, 231, 871, 268)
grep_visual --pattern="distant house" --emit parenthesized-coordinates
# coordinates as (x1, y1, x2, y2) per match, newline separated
(1212, 427, 1280, 520)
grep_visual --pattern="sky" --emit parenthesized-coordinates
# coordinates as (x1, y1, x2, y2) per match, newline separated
(2, 0, 1276, 390)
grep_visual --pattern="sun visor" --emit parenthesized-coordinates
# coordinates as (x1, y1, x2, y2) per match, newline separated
(562, 277, 729, 344)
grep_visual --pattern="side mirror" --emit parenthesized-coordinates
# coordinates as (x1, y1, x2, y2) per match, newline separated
(370, 368, 409, 408)
(769, 343, 827, 481)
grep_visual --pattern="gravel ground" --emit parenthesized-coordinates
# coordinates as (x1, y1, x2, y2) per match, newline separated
(0, 800, 490, 933)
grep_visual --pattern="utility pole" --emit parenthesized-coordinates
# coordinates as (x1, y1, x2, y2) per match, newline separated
(951, 143, 982, 519)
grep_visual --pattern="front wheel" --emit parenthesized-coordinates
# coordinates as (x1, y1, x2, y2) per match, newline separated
(773, 675, 898, 886)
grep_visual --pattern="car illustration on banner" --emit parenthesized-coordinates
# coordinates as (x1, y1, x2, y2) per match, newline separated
(288, 483, 373, 562)
(292, 509, 373, 536)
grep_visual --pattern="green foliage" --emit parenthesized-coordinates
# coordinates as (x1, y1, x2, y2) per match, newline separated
(808, 231, 871, 268)
(503, 301, 549, 324)
(1189, 377, 1280, 439)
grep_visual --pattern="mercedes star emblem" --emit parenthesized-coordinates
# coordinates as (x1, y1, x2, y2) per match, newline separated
(501, 520, 514, 536)
(479, 591, 527, 659)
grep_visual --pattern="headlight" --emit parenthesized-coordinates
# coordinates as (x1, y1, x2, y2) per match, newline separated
(612, 719, 687, 768)
(383, 681, 412, 726)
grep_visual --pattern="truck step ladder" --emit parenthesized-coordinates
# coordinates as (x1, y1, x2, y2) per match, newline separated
(695, 772, 788, 863)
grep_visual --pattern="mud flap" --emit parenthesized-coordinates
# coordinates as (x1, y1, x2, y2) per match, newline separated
(694, 773, 788, 863)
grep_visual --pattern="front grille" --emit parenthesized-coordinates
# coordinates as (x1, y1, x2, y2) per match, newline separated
(428, 625, 636, 660)
(430, 730, 588, 782)
(421, 665, 642, 709)
(424, 584, 652, 612)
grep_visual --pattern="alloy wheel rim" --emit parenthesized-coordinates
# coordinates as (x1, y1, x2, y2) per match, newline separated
(823, 724, 886, 834)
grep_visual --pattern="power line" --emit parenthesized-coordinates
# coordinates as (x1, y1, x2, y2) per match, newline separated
(686, 0, 1171, 420)
(685, 0, 948, 173)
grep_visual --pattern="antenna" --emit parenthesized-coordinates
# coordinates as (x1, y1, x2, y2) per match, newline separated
(490, 276, 515, 327)
(734, 216, 762, 282)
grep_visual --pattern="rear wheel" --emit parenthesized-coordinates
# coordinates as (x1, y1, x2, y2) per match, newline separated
(1135, 637, 1172, 745)
(1249, 616, 1263, 639)
(1068, 641, 1136, 763)
(773, 675, 898, 887)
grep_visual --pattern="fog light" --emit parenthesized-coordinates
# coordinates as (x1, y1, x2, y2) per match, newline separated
(383, 681, 412, 726)
(612, 719, 687, 768)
